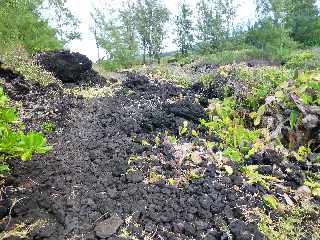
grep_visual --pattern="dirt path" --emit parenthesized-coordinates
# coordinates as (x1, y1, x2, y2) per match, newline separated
(3, 73, 264, 240)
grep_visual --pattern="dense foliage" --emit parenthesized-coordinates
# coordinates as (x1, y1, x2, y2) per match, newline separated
(90, 0, 320, 70)
(0, 0, 79, 53)
(0, 87, 51, 173)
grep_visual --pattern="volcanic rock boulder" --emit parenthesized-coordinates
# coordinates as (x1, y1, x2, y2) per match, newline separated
(123, 71, 150, 91)
(94, 215, 123, 238)
(34, 50, 92, 83)
(165, 99, 208, 122)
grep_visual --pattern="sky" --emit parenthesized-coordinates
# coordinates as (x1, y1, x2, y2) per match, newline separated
(65, 0, 256, 61)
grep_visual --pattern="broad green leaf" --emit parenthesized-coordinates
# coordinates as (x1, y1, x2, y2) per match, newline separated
(0, 163, 10, 173)
(254, 105, 266, 126)
(262, 195, 279, 210)
(290, 111, 298, 129)
(223, 147, 242, 162)
(1, 108, 17, 123)
(21, 150, 33, 161)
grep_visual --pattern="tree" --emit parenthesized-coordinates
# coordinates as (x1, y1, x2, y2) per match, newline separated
(285, 0, 320, 46)
(255, 0, 320, 46)
(135, 0, 150, 63)
(135, 0, 170, 63)
(218, 0, 237, 36)
(175, 2, 194, 55)
(256, 0, 289, 23)
(0, 0, 62, 52)
(90, 3, 139, 70)
(119, 1, 139, 54)
(246, 17, 298, 60)
(44, 0, 81, 44)
(196, 0, 225, 52)
(196, 0, 237, 52)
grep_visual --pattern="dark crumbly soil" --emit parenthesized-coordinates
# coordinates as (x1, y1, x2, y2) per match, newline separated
(1, 71, 267, 240)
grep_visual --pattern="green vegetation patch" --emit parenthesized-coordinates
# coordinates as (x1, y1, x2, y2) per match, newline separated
(286, 49, 320, 70)
(199, 48, 263, 66)
(257, 203, 320, 240)
(0, 87, 51, 173)
(200, 97, 264, 162)
(0, 46, 59, 86)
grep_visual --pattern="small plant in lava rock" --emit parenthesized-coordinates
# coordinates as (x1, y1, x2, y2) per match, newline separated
(200, 97, 263, 162)
(0, 87, 51, 173)
(40, 121, 56, 133)
(240, 165, 275, 189)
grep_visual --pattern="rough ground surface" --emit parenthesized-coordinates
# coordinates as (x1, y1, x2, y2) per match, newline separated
(0, 68, 270, 240)
(33, 50, 107, 87)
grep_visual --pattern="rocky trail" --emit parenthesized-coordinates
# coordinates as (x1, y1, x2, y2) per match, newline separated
(0, 51, 319, 240)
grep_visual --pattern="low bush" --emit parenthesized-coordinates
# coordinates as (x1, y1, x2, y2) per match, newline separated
(285, 49, 320, 70)
(200, 97, 263, 162)
(144, 64, 193, 88)
(199, 48, 263, 65)
(0, 45, 58, 86)
(0, 87, 51, 173)
(207, 65, 293, 111)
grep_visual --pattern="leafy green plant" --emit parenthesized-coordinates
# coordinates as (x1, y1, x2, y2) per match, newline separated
(179, 121, 189, 136)
(167, 178, 177, 185)
(240, 165, 274, 189)
(199, 73, 213, 86)
(235, 66, 293, 110)
(191, 129, 198, 137)
(184, 169, 201, 180)
(206, 65, 293, 111)
(223, 147, 242, 162)
(262, 195, 279, 210)
(305, 178, 320, 197)
(154, 135, 161, 145)
(258, 203, 320, 240)
(294, 72, 320, 105)
(0, 87, 51, 172)
(166, 134, 177, 144)
(200, 97, 262, 162)
(200, 48, 263, 66)
(293, 146, 312, 161)
(40, 121, 56, 132)
(286, 50, 320, 70)
(289, 110, 298, 129)
(141, 139, 150, 146)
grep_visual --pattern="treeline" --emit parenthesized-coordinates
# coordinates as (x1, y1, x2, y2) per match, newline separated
(0, 0, 319, 69)
(0, 0, 80, 53)
(91, 0, 320, 70)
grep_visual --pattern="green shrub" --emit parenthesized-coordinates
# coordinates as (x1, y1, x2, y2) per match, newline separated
(146, 64, 193, 88)
(200, 48, 263, 65)
(40, 121, 56, 133)
(246, 18, 299, 62)
(200, 97, 263, 162)
(286, 50, 320, 70)
(0, 46, 59, 86)
(0, 87, 51, 173)
(0, 0, 62, 53)
(212, 65, 293, 110)
(98, 57, 139, 71)
(99, 60, 124, 72)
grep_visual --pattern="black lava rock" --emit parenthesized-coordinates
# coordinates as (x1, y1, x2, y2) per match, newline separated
(34, 50, 92, 83)
(165, 99, 207, 122)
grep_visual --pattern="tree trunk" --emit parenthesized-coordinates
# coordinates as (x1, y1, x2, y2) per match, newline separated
(143, 45, 146, 64)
